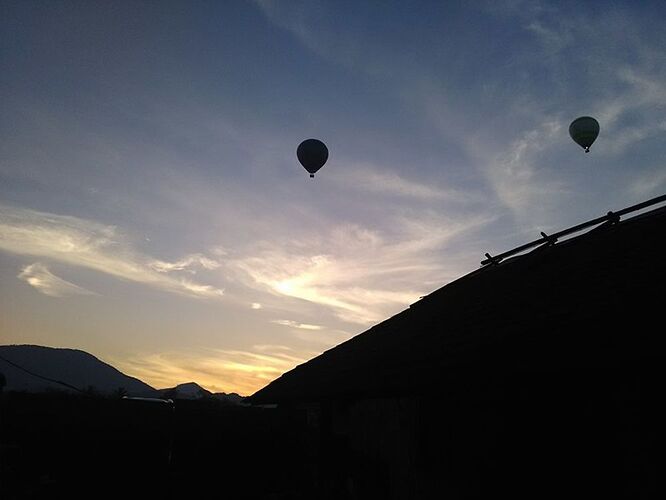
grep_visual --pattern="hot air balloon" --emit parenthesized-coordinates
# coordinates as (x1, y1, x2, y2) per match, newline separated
(569, 116, 600, 153)
(297, 139, 328, 178)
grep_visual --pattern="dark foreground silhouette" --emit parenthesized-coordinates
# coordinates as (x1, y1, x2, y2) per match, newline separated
(0, 393, 307, 499)
(2, 372, 664, 500)
(248, 202, 666, 499)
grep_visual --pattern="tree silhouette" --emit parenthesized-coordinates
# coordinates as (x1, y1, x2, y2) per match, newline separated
(113, 386, 128, 398)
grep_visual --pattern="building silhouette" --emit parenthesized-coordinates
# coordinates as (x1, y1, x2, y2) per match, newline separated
(251, 201, 666, 499)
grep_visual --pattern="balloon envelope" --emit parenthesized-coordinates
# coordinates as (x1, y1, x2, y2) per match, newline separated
(569, 116, 600, 152)
(297, 139, 328, 177)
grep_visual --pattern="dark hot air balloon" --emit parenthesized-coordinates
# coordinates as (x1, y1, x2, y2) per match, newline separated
(297, 139, 328, 178)
(569, 116, 600, 153)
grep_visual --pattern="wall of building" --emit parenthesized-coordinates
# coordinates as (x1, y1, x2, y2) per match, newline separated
(300, 359, 665, 499)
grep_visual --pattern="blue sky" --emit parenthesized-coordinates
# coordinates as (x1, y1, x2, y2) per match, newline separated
(1, 0, 665, 394)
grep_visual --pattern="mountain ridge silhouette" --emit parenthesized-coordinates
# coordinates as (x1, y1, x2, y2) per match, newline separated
(0, 345, 145, 396)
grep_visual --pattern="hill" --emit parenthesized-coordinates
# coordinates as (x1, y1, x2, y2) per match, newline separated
(0, 344, 157, 397)
(159, 381, 212, 399)
(159, 381, 245, 404)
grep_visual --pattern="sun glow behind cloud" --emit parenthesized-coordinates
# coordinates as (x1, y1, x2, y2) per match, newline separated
(228, 213, 493, 326)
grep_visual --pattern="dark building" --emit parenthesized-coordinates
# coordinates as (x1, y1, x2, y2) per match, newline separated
(250, 200, 666, 499)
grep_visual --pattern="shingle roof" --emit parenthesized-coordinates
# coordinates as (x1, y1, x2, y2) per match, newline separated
(250, 203, 666, 404)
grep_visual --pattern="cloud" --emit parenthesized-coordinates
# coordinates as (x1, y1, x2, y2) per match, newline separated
(0, 205, 224, 299)
(179, 280, 224, 297)
(271, 319, 323, 330)
(114, 346, 313, 396)
(327, 163, 480, 203)
(591, 69, 666, 154)
(250, 302, 262, 309)
(252, 0, 426, 81)
(228, 214, 492, 325)
(149, 254, 221, 273)
(630, 168, 666, 198)
(483, 120, 569, 220)
(521, 14, 666, 150)
(252, 0, 350, 68)
(525, 20, 573, 54)
(18, 263, 96, 297)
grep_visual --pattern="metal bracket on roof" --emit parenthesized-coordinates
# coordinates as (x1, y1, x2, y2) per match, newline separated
(483, 252, 502, 266)
(478, 194, 665, 268)
(606, 211, 620, 224)
(540, 231, 558, 245)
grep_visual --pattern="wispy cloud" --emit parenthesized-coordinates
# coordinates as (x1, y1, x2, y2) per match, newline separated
(228, 214, 492, 325)
(630, 168, 666, 198)
(149, 254, 220, 273)
(592, 68, 666, 155)
(0, 205, 224, 299)
(519, 12, 666, 155)
(253, 0, 446, 83)
(483, 120, 569, 221)
(272, 319, 323, 330)
(253, 0, 359, 71)
(525, 20, 573, 54)
(328, 163, 478, 203)
(18, 262, 96, 297)
(114, 346, 313, 396)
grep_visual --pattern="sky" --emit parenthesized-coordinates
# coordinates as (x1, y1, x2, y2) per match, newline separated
(1, 0, 665, 395)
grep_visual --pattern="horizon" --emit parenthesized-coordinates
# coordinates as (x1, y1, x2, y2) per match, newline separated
(0, 342, 244, 395)
(1, 0, 665, 395)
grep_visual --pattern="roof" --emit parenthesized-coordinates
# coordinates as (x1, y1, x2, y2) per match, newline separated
(250, 201, 666, 405)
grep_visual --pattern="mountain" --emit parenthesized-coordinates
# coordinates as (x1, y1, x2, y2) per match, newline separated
(0, 344, 157, 397)
(157, 382, 246, 404)
(214, 392, 245, 405)
(159, 381, 212, 399)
